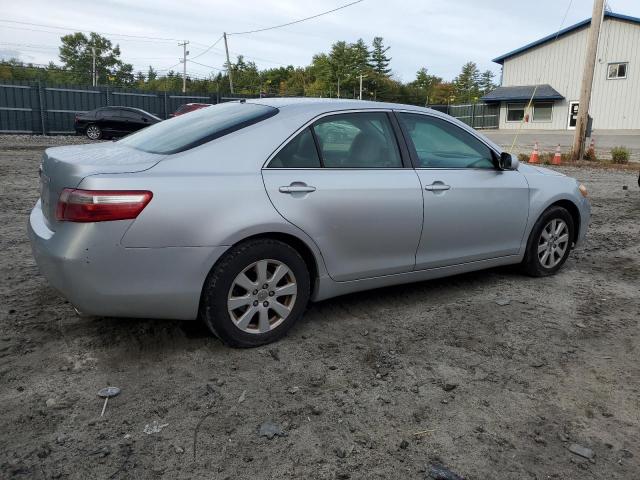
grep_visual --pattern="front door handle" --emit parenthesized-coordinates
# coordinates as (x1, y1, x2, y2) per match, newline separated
(424, 183, 451, 191)
(279, 184, 316, 194)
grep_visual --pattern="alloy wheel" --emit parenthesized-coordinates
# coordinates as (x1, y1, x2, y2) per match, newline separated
(537, 219, 569, 268)
(86, 125, 100, 140)
(227, 259, 297, 334)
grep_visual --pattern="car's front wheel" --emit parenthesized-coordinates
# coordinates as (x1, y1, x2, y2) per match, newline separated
(521, 206, 574, 276)
(85, 124, 102, 140)
(200, 239, 310, 347)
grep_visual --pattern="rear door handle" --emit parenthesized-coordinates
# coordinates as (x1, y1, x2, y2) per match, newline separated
(424, 183, 451, 191)
(279, 184, 316, 194)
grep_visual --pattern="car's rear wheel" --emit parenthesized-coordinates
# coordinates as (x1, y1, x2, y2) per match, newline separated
(200, 239, 310, 347)
(521, 206, 574, 277)
(85, 124, 102, 140)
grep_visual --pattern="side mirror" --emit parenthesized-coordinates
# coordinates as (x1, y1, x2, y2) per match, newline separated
(498, 151, 518, 170)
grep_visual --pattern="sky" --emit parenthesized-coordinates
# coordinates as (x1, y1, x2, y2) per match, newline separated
(1, 0, 640, 82)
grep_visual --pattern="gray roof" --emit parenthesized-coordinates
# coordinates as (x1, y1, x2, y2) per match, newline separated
(493, 12, 640, 64)
(481, 84, 564, 102)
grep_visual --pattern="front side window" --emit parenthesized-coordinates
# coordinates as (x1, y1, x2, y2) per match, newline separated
(118, 102, 278, 154)
(507, 103, 525, 122)
(312, 112, 402, 168)
(268, 128, 321, 168)
(608, 62, 627, 79)
(398, 113, 494, 169)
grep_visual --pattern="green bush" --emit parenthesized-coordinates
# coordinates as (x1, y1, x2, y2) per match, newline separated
(518, 153, 529, 163)
(611, 146, 630, 164)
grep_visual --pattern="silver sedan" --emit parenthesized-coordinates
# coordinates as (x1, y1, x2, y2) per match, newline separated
(28, 99, 590, 347)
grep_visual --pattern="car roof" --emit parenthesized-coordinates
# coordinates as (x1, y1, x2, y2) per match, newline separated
(244, 97, 428, 112)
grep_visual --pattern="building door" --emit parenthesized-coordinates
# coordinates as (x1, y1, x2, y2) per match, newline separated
(567, 101, 579, 130)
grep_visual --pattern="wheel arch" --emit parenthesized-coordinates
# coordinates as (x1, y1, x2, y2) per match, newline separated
(199, 230, 325, 314)
(547, 199, 581, 245)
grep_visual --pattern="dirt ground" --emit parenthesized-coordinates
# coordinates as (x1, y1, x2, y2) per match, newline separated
(1, 137, 639, 480)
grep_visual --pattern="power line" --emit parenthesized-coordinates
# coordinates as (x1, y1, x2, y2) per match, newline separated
(227, 0, 364, 35)
(190, 35, 224, 60)
(0, 19, 184, 42)
(189, 60, 225, 71)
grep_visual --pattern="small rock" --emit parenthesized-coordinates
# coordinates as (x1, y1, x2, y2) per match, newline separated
(399, 440, 409, 449)
(568, 443, 595, 460)
(268, 348, 280, 361)
(530, 360, 545, 368)
(442, 382, 457, 392)
(441, 399, 449, 404)
(258, 422, 286, 440)
(216, 379, 225, 387)
(45, 398, 56, 408)
(288, 386, 300, 394)
(335, 447, 347, 458)
(311, 405, 322, 415)
(495, 298, 510, 306)
(143, 421, 169, 435)
(622, 185, 628, 190)
(238, 390, 247, 403)
(558, 432, 569, 442)
(174, 445, 184, 454)
(534, 436, 546, 445)
(55, 435, 66, 445)
(428, 463, 464, 480)
(575, 323, 586, 329)
(361, 330, 369, 336)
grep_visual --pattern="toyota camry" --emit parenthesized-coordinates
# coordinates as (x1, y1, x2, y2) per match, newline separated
(29, 98, 590, 347)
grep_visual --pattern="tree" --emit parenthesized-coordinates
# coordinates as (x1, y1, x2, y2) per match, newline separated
(147, 66, 158, 82)
(58, 32, 134, 85)
(453, 61, 481, 103)
(408, 68, 442, 105)
(370, 37, 391, 77)
(478, 70, 496, 96)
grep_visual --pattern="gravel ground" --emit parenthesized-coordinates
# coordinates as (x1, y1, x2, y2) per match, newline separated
(1, 141, 639, 480)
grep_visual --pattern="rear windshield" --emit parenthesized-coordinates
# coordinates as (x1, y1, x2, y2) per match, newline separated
(118, 102, 278, 154)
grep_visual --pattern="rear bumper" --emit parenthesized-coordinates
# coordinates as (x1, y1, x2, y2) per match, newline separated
(28, 200, 227, 320)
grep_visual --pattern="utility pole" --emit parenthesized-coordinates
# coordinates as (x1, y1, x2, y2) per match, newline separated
(179, 40, 189, 93)
(91, 47, 96, 87)
(223, 33, 234, 94)
(571, 0, 605, 161)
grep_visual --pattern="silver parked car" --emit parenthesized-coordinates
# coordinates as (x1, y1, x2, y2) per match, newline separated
(29, 99, 590, 347)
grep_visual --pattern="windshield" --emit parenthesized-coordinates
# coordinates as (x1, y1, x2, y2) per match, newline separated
(118, 102, 278, 154)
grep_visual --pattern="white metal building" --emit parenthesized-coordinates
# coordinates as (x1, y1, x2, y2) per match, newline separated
(483, 12, 640, 130)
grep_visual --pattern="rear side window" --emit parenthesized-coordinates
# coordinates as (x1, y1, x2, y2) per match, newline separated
(269, 128, 321, 168)
(312, 112, 402, 168)
(119, 102, 278, 154)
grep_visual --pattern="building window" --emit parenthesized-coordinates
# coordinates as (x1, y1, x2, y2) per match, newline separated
(507, 102, 553, 122)
(532, 102, 553, 122)
(506, 103, 525, 122)
(607, 62, 627, 79)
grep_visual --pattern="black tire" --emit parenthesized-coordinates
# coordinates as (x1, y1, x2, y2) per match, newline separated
(521, 206, 574, 277)
(85, 124, 102, 140)
(199, 239, 311, 347)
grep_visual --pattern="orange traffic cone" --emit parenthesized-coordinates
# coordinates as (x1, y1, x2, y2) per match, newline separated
(529, 142, 539, 164)
(551, 144, 562, 165)
(586, 137, 595, 160)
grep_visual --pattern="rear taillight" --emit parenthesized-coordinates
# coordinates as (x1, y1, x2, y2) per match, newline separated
(56, 189, 153, 222)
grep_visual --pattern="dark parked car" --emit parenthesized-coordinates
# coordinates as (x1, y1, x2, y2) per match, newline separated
(75, 107, 161, 140)
(170, 103, 211, 117)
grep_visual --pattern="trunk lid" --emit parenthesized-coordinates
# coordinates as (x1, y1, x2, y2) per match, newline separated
(39, 142, 163, 230)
